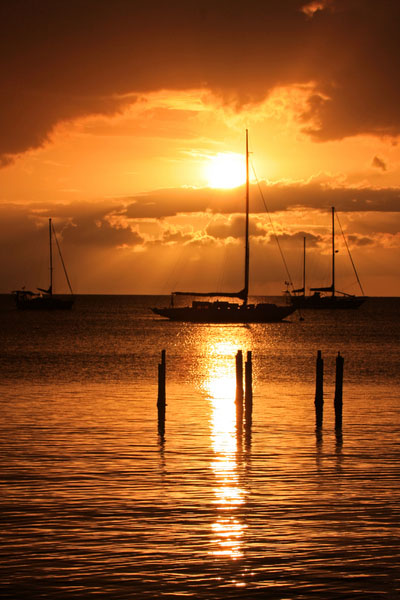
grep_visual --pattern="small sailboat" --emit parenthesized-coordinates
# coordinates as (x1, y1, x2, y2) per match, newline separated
(12, 218, 74, 310)
(152, 131, 296, 323)
(289, 207, 367, 309)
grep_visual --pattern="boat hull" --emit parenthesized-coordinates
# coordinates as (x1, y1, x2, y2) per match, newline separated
(152, 303, 295, 323)
(14, 294, 74, 310)
(290, 295, 367, 310)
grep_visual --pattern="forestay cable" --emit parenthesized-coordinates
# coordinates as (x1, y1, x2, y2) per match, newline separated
(52, 224, 74, 295)
(335, 212, 365, 296)
(250, 159, 295, 290)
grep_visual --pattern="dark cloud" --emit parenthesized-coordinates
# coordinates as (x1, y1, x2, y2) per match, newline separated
(158, 229, 191, 245)
(0, 193, 398, 294)
(263, 181, 400, 214)
(0, 201, 143, 257)
(273, 230, 322, 247)
(347, 234, 375, 247)
(122, 180, 400, 218)
(299, 0, 400, 140)
(0, 201, 143, 293)
(63, 215, 142, 248)
(2, 0, 400, 162)
(372, 156, 387, 171)
(124, 187, 244, 218)
(259, 181, 400, 214)
(206, 215, 263, 239)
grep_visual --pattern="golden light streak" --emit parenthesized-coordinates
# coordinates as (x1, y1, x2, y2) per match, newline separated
(200, 336, 247, 559)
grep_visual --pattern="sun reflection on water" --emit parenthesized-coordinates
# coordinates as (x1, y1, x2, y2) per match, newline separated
(200, 338, 248, 559)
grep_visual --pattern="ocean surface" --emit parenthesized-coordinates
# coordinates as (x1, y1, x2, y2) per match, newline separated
(0, 295, 399, 599)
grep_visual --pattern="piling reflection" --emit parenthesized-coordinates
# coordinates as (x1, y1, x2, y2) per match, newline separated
(335, 428, 343, 474)
(202, 362, 247, 559)
(315, 427, 344, 475)
(315, 426, 323, 472)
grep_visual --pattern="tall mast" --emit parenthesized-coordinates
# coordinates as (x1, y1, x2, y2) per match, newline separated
(331, 206, 335, 298)
(244, 129, 250, 305)
(303, 236, 306, 296)
(49, 218, 53, 295)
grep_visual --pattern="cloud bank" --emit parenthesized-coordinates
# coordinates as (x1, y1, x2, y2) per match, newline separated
(123, 180, 400, 218)
(1, 176, 399, 293)
(2, 0, 400, 164)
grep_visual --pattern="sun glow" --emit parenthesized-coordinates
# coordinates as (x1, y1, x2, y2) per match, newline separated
(205, 153, 246, 189)
(200, 346, 246, 559)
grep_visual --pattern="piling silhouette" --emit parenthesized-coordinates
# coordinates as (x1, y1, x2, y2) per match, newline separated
(334, 352, 344, 430)
(235, 350, 244, 430)
(157, 349, 166, 437)
(314, 350, 324, 428)
(245, 350, 253, 428)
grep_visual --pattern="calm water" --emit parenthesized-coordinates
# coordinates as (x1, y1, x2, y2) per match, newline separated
(0, 295, 399, 599)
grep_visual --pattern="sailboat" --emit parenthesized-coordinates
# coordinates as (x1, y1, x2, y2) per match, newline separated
(289, 207, 367, 309)
(152, 131, 296, 323)
(12, 218, 74, 310)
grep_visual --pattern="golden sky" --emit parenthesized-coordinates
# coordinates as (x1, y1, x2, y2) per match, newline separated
(1, 0, 400, 295)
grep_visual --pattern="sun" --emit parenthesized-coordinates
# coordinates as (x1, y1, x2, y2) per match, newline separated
(205, 152, 246, 189)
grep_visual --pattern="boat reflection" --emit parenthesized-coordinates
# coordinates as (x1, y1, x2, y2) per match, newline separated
(202, 358, 247, 559)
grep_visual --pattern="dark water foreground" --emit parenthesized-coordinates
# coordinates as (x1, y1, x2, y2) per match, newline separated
(0, 296, 399, 599)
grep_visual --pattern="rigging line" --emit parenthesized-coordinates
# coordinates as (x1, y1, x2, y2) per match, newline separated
(52, 224, 74, 295)
(250, 159, 295, 289)
(335, 212, 365, 296)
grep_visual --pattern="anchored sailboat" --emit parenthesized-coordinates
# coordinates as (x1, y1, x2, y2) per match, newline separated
(152, 131, 296, 323)
(12, 218, 74, 310)
(289, 207, 367, 309)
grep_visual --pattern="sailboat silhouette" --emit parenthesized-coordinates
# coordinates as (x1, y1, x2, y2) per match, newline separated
(289, 207, 367, 309)
(12, 218, 74, 310)
(152, 131, 296, 323)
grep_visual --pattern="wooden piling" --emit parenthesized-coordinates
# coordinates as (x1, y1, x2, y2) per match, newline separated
(314, 350, 324, 428)
(235, 350, 243, 428)
(245, 350, 253, 426)
(334, 352, 344, 430)
(157, 349, 166, 435)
